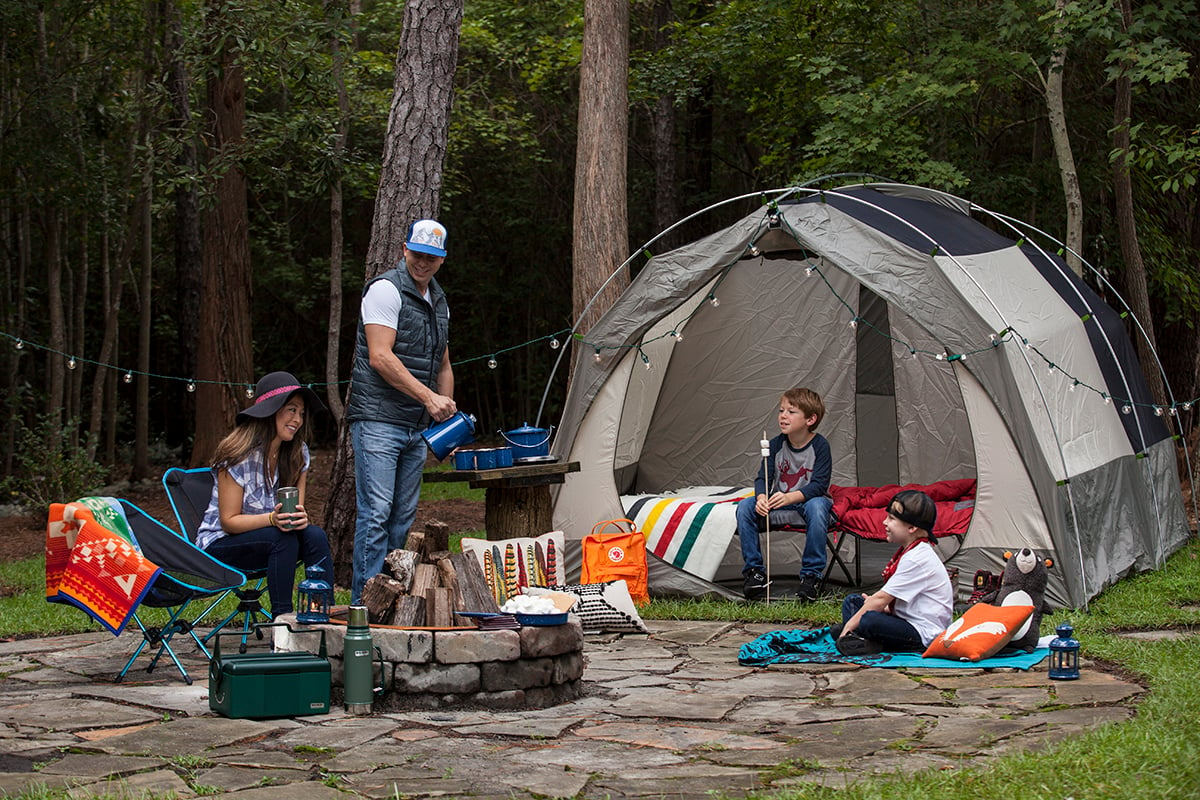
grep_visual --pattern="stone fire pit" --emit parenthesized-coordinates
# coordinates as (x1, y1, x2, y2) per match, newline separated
(273, 614, 585, 711)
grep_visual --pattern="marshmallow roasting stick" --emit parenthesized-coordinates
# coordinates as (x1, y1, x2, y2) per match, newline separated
(761, 430, 771, 604)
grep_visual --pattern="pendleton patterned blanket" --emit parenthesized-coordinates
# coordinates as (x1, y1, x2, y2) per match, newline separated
(621, 487, 753, 581)
(46, 497, 161, 635)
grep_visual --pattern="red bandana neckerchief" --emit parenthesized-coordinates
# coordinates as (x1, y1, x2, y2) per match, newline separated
(881, 537, 933, 583)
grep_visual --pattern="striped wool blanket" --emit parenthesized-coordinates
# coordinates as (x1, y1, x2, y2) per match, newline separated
(46, 497, 161, 635)
(621, 487, 753, 581)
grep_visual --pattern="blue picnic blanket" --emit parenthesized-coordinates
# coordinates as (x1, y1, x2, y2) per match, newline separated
(738, 626, 1049, 670)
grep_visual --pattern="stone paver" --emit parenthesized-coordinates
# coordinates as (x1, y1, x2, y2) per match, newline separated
(0, 621, 1158, 798)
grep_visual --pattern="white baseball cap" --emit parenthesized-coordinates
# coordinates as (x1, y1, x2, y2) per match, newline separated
(406, 219, 447, 257)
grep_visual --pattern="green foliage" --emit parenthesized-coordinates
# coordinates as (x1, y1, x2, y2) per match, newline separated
(0, 416, 108, 511)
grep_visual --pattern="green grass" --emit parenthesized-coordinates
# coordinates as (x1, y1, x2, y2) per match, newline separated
(420, 464, 485, 502)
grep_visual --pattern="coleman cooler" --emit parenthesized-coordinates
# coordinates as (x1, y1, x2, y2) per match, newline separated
(209, 623, 330, 719)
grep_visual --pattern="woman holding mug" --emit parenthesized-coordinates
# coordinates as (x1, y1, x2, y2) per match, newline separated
(196, 371, 333, 616)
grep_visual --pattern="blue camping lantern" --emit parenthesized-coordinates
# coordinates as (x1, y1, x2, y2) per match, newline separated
(1048, 622, 1081, 680)
(296, 564, 333, 624)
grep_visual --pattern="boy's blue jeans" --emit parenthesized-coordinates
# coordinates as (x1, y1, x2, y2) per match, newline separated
(840, 593, 925, 652)
(736, 494, 833, 578)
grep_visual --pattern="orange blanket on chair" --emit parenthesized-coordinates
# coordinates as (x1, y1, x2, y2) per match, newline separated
(45, 497, 161, 635)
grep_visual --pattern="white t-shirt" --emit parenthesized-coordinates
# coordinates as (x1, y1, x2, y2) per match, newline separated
(881, 542, 954, 646)
(360, 280, 442, 329)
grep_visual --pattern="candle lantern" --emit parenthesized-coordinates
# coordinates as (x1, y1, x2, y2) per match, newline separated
(1048, 622, 1080, 680)
(296, 564, 332, 624)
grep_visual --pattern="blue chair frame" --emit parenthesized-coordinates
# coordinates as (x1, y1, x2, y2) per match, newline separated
(162, 467, 272, 644)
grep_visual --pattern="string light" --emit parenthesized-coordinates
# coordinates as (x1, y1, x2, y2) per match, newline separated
(1068, 380, 1077, 392)
(640, 350, 652, 370)
(549, 338, 560, 350)
(805, 266, 813, 277)
(848, 318, 858, 330)
(67, 357, 76, 370)
(187, 381, 196, 393)
(1154, 407, 1164, 417)
(1184, 402, 1193, 412)
(246, 386, 255, 398)
(749, 246, 761, 257)
(708, 294, 720, 308)
(487, 357, 498, 370)
(593, 350, 602, 364)
(14, 339, 23, 350)
(123, 372, 133, 384)
(1122, 405, 1132, 415)
(671, 330, 683, 343)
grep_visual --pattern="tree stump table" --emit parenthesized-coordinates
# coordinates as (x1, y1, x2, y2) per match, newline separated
(423, 461, 581, 540)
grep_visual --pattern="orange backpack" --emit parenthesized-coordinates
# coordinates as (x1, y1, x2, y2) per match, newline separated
(581, 518, 650, 605)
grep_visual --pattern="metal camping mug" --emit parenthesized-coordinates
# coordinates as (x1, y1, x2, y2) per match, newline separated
(276, 486, 299, 529)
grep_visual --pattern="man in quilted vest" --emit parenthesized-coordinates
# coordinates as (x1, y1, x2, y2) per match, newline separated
(346, 219, 457, 602)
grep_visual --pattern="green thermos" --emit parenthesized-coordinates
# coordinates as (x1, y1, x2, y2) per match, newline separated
(343, 605, 382, 714)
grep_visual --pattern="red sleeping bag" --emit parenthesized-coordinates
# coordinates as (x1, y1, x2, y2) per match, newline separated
(830, 478, 976, 542)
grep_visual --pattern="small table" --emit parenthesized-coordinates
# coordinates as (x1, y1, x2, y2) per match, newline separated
(424, 461, 580, 540)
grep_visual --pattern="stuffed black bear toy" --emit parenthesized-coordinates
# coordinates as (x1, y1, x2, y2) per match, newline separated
(979, 548, 1053, 653)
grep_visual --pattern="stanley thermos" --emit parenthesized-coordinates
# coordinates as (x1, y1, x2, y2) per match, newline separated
(343, 605, 382, 714)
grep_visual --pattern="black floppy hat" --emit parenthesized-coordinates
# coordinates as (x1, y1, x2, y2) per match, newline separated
(237, 371, 327, 422)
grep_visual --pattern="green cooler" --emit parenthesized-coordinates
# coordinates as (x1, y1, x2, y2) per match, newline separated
(209, 624, 331, 719)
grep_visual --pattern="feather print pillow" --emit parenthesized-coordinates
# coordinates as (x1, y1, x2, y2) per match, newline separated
(460, 531, 565, 606)
(922, 603, 1034, 662)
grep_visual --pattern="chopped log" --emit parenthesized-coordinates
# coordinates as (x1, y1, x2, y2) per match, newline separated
(424, 520, 450, 554)
(403, 530, 427, 559)
(427, 550, 452, 564)
(411, 563, 439, 596)
(448, 553, 501, 614)
(384, 549, 419, 592)
(362, 574, 403, 624)
(392, 595, 426, 627)
(425, 587, 455, 628)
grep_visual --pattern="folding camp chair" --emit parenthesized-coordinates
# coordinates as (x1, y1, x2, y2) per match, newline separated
(162, 467, 273, 644)
(114, 500, 247, 684)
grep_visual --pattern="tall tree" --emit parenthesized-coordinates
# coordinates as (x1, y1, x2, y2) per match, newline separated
(572, 0, 630, 336)
(324, 0, 464, 586)
(192, 0, 255, 466)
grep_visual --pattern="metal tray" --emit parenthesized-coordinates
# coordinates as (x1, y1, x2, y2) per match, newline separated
(512, 455, 558, 464)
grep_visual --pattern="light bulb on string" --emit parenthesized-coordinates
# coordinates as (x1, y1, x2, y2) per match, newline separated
(67, 357, 76, 370)
(1047, 362, 1055, 375)
(749, 246, 761, 257)
(848, 318, 858, 330)
(1168, 406, 1177, 417)
(1121, 404, 1132, 415)
(549, 338, 560, 350)
(640, 352, 652, 370)
(187, 381, 196, 393)
(708, 294, 720, 308)
(123, 372, 133, 384)
(593, 350, 602, 364)
(804, 266, 813, 277)
(487, 357, 498, 370)
(1068, 381, 1077, 392)
(1184, 402, 1193, 412)
(1103, 394, 1111, 405)
(935, 353, 945, 361)
(246, 386, 255, 398)
(1154, 406, 1164, 417)
(1023, 338, 1032, 350)
(672, 330, 683, 343)
(908, 348, 917, 359)
(14, 339, 23, 350)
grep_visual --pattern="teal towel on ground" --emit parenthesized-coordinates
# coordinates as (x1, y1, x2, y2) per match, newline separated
(738, 626, 1049, 670)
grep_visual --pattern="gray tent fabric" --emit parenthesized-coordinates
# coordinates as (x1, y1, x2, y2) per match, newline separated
(551, 182, 1191, 609)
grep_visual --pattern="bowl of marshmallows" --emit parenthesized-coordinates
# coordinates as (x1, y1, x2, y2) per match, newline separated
(500, 592, 576, 626)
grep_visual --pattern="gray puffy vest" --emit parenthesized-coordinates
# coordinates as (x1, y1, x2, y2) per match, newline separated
(345, 265, 449, 428)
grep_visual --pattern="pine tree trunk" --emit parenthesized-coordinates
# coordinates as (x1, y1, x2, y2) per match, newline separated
(325, 0, 464, 589)
(192, 0, 254, 466)
(571, 0, 630, 336)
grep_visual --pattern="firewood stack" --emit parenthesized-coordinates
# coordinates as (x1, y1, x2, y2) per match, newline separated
(360, 520, 501, 627)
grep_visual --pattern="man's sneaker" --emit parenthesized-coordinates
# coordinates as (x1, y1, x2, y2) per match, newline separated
(794, 573, 822, 601)
(836, 632, 883, 657)
(743, 568, 769, 601)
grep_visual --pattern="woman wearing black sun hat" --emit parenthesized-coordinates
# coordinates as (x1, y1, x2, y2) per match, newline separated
(194, 371, 333, 616)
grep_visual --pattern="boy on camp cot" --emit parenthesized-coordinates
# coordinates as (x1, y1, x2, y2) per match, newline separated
(736, 387, 833, 601)
(831, 489, 953, 656)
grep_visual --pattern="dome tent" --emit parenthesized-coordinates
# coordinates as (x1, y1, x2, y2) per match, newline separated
(549, 182, 1191, 609)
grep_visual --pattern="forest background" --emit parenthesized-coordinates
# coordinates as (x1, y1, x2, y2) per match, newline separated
(2, 0, 1199, 514)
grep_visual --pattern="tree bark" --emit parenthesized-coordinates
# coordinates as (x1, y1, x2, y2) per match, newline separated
(193, 0, 255, 466)
(651, 0, 683, 253)
(1112, 0, 1167, 407)
(324, 0, 464, 589)
(1044, 0, 1083, 277)
(572, 0, 630, 336)
(324, 0, 352, 422)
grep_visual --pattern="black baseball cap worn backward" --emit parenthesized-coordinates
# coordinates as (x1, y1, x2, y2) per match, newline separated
(888, 489, 937, 540)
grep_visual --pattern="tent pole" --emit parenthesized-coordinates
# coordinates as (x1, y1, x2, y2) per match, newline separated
(762, 431, 771, 605)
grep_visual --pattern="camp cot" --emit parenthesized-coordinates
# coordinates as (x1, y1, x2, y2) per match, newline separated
(548, 181, 1192, 609)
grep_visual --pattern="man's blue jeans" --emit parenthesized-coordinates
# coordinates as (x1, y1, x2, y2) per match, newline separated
(840, 593, 924, 652)
(736, 494, 833, 578)
(350, 419, 428, 602)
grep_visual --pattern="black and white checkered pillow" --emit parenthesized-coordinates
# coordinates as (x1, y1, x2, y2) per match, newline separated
(529, 580, 648, 633)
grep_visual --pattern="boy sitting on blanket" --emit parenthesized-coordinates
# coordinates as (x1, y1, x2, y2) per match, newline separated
(831, 490, 953, 656)
(737, 387, 833, 601)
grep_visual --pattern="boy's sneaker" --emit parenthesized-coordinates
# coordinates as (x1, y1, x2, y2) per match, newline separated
(836, 632, 883, 657)
(743, 568, 769, 600)
(794, 573, 822, 601)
